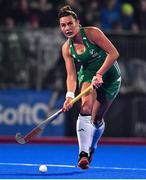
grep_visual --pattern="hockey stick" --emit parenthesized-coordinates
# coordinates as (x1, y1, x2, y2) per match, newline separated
(15, 85, 92, 144)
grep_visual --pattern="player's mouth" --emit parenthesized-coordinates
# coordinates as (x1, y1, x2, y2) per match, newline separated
(66, 31, 73, 37)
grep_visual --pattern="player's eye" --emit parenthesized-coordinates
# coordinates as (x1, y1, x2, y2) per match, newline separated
(60, 23, 66, 28)
(68, 22, 73, 26)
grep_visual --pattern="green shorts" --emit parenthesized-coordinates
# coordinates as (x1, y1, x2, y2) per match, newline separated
(96, 77, 121, 100)
(78, 64, 121, 100)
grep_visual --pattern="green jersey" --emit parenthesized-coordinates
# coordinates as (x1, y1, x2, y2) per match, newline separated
(69, 26, 121, 100)
(69, 26, 121, 84)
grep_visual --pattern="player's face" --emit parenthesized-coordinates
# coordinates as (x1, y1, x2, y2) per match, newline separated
(59, 15, 80, 38)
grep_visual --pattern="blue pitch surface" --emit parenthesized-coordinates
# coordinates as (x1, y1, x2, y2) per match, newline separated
(0, 143, 146, 179)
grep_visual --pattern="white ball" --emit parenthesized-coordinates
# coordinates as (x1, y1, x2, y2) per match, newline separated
(39, 164, 47, 173)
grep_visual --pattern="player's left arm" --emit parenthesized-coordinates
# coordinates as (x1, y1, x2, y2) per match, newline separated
(87, 27, 119, 76)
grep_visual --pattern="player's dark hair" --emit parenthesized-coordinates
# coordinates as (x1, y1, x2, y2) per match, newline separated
(58, 5, 78, 20)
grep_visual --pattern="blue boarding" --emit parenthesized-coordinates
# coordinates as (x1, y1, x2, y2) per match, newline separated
(0, 144, 146, 179)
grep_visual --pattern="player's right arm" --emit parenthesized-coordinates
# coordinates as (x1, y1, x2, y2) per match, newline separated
(62, 41, 77, 111)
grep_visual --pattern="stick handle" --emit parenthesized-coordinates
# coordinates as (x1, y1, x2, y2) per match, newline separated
(70, 85, 92, 104)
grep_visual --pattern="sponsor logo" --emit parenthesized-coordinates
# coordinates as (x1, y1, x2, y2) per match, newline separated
(89, 49, 100, 58)
(0, 103, 64, 126)
(78, 128, 85, 132)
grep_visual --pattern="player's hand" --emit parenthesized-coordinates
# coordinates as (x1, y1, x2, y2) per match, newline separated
(62, 98, 73, 112)
(92, 73, 103, 88)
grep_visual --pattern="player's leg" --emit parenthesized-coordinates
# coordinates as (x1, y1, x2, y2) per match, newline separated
(88, 78, 121, 163)
(88, 93, 113, 163)
(76, 82, 95, 169)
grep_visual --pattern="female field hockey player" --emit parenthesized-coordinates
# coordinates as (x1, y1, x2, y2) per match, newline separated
(58, 5, 121, 169)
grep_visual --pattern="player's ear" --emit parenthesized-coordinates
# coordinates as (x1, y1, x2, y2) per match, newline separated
(77, 19, 80, 25)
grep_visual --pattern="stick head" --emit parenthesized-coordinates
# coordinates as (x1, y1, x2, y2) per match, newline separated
(15, 133, 26, 144)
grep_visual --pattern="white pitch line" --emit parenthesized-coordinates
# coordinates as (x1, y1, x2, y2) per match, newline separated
(90, 166, 146, 171)
(0, 162, 146, 171)
(0, 162, 39, 166)
(0, 162, 76, 168)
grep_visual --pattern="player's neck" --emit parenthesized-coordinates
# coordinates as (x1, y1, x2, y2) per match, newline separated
(72, 30, 82, 44)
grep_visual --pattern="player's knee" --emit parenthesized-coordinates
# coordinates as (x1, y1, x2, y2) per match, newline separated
(80, 104, 92, 115)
